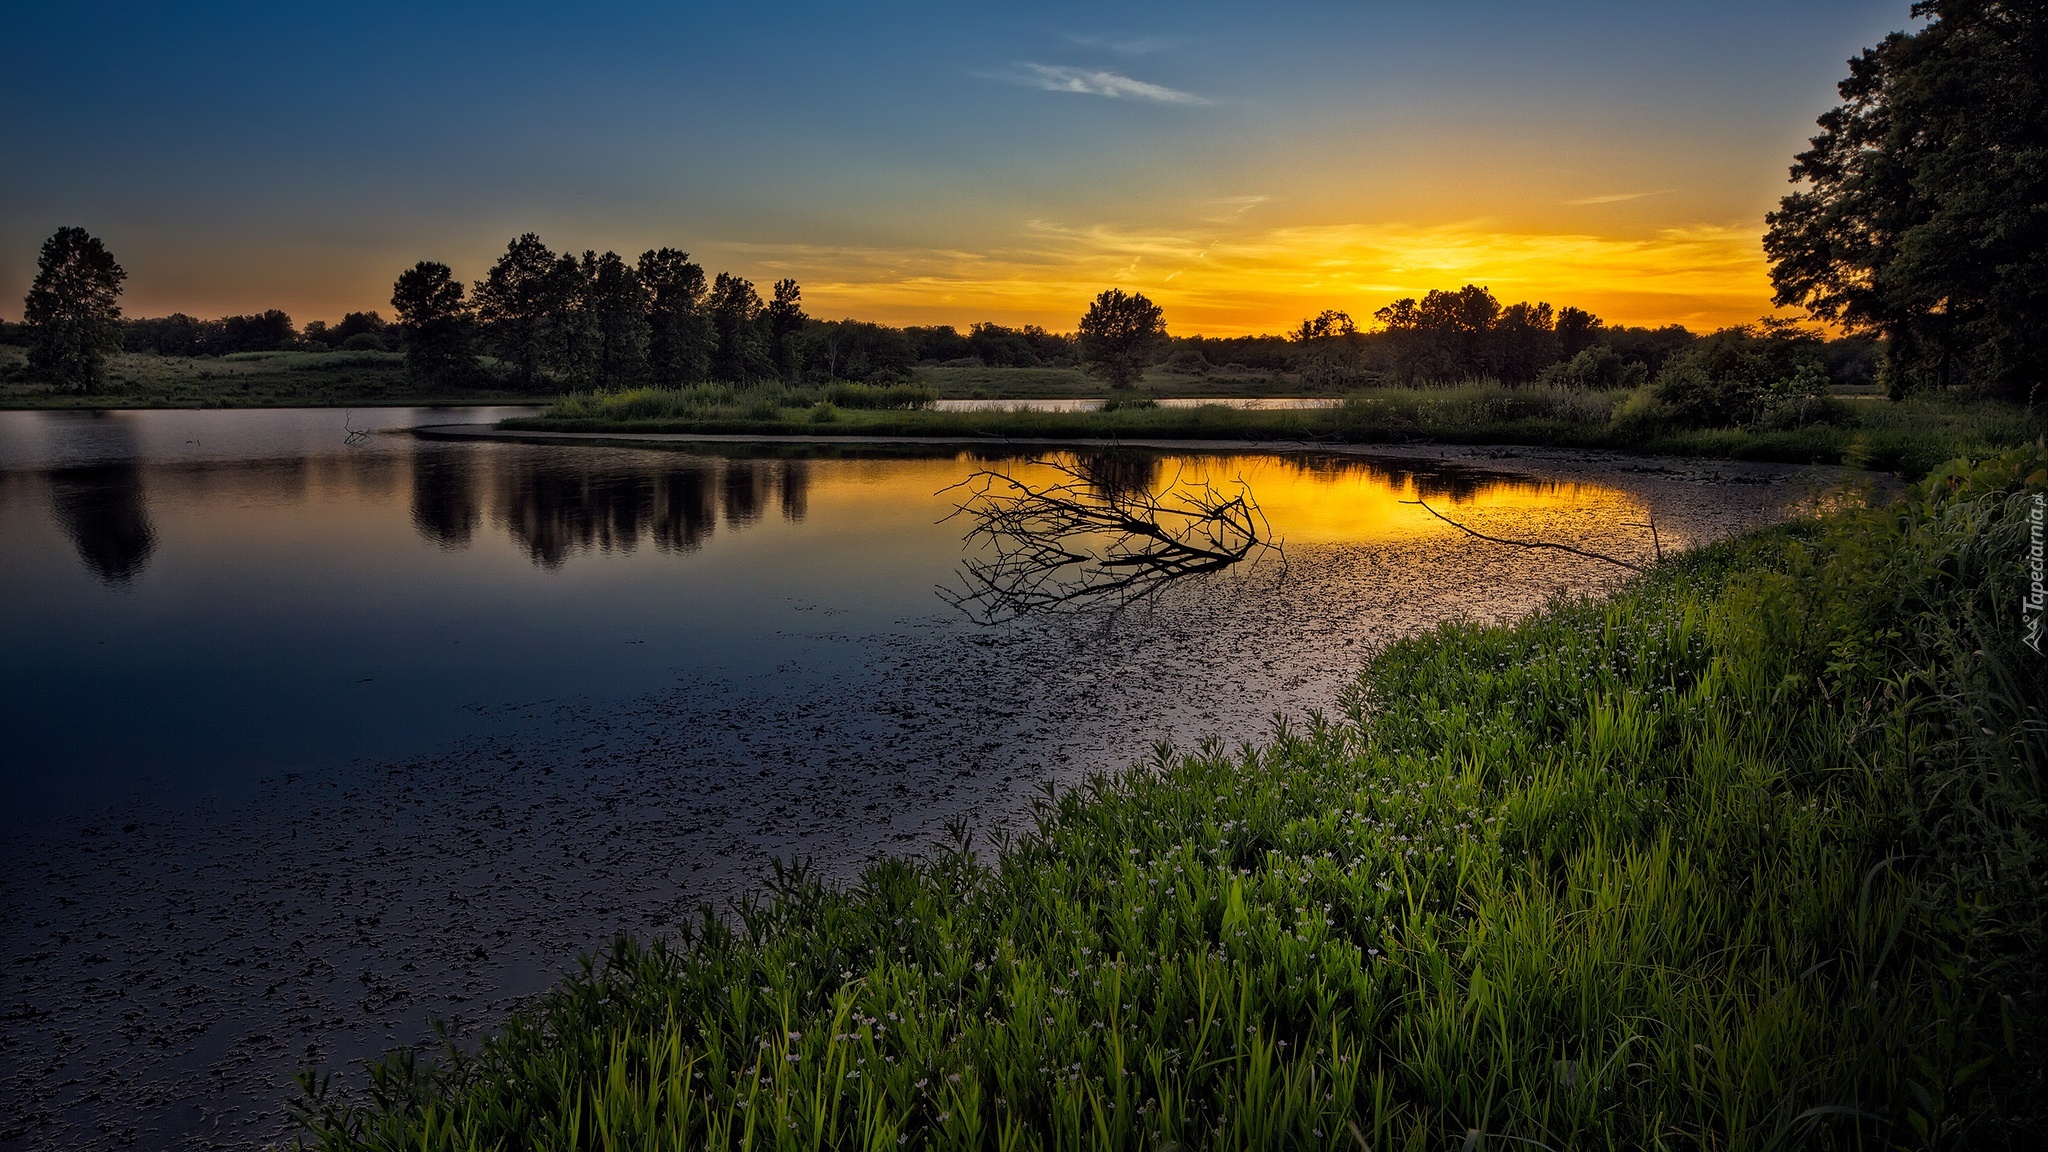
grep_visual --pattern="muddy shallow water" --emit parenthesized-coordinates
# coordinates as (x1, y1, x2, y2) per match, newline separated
(0, 407, 1865, 1150)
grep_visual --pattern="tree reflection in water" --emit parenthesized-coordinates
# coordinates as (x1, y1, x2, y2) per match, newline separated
(410, 454, 478, 549)
(473, 450, 812, 569)
(48, 463, 157, 586)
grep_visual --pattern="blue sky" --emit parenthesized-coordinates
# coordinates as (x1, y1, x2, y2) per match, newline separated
(1, 1, 1913, 332)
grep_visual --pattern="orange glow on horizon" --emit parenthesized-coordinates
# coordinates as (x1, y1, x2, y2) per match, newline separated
(749, 218, 1789, 338)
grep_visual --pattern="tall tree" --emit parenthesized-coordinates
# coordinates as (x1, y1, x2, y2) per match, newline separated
(764, 278, 807, 383)
(1554, 306, 1605, 360)
(1765, 0, 2048, 403)
(391, 261, 475, 384)
(1491, 300, 1558, 383)
(579, 250, 651, 389)
(24, 227, 126, 394)
(1290, 310, 1363, 388)
(638, 248, 714, 386)
(707, 273, 769, 382)
(1077, 289, 1166, 389)
(473, 234, 576, 384)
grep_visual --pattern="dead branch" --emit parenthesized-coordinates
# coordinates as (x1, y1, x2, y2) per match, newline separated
(1402, 498, 1646, 572)
(939, 458, 1284, 624)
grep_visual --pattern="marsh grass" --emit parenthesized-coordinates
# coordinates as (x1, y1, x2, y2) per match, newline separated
(296, 449, 2048, 1150)
(513, 381, 2043, 477)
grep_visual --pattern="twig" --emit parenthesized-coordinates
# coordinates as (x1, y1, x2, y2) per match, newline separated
(1402, 499, 1645, 572)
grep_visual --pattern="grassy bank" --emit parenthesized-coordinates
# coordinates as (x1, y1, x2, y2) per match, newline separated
(296, 448, 2047, 1150)
(510, 382, 2043, 478)
(909, 365, 1303, 399)
(0, 347, 557, 408)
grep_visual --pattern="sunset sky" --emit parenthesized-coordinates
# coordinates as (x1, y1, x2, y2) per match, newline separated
(1, 1, 1912, 335)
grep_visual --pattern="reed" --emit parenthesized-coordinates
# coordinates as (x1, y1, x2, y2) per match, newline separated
(296, 448, 2048, 1151)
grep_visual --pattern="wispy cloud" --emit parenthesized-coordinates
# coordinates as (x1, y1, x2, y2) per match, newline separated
(1064, 32, 1181, 56)
(997, 63, 1211, 105)
(1563, 189, 1676, 206)
(1203, 195, 1269, 222)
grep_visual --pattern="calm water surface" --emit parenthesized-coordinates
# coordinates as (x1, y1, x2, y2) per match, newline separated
(0, 407, 1842, 1150)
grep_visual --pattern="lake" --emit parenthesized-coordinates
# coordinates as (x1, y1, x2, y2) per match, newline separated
(0, 407, 1848, 1149)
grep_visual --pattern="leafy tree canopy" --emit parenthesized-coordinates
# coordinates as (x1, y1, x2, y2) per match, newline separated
(24, 227, 126, 393)
(1765, 0, 2048, 404)
(1077, 289, 1166, 389)
(392, 260, 475, 384)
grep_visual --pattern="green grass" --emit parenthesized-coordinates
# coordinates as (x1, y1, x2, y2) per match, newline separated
(0, 346, 559, 408)
(510, 381, 2044, 478)
(911, 366, 1301, 399)
(294, 448, 2048, 1150)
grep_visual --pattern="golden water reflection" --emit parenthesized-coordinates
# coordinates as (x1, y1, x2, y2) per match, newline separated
(27, 440, 1651, 585)
(396, 446, 1644, 571)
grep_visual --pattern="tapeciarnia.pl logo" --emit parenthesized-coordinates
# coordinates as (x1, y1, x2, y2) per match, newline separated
(2027, 492, 2044, 655)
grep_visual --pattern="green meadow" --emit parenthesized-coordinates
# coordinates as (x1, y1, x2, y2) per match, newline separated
(294, 447, 2047, 1150)
(0, 346, 557, 409)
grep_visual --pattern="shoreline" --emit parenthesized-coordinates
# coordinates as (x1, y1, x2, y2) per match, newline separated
(410, 421, 1885, 491)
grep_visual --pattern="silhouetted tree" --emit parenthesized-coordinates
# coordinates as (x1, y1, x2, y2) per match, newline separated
(1555, 306, 1605, 360)
(1290, 310, 1364, 388)
(579, 250, 651, 389)
(638, 248, 713, 385)
(764, 278, 807, 383)
(474, 234, 576, 383)
(24, 227, 126, 393)
(807, 319, 918, 381)
(707, 273, 769, 382)
(199, 310, 296, 354)
(1490, 301, 1557, 383)
(905, 325, 974, 362)
(332, 310, 390, 351)
(1077, 289, 1166, 389)
(123, 313, 202, 356)
(391, 261, 475, 384)
(1765, 0, 2048, 404)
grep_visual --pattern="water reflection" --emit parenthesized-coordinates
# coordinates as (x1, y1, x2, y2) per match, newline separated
(1076, 452, 1162, 501)
(48, 463, 158, 587)
(481, 451, 813, 569)
(411, 456, 479, 548)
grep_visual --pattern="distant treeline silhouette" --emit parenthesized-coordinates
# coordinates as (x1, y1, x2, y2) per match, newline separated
(1, 229, 1883, 400)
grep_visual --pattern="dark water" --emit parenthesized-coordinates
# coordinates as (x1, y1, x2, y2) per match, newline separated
(0, 407, 1851, 1149)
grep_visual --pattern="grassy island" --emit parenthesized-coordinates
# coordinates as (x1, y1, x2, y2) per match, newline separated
(506, 382, 2045, 479)
(296, 448, 2047, 1150)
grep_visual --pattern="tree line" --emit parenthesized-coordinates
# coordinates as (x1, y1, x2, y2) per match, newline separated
(0, 225, 1880, 409)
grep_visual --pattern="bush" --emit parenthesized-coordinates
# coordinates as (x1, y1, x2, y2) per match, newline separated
(339, 332, 391, 352)
(1540, 346, 1648, 391)
(821, 382, 937, 410)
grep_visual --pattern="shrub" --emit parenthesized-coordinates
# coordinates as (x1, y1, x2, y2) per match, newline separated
(821, 382, 937, 410)
(1540, 346, 1648, 391)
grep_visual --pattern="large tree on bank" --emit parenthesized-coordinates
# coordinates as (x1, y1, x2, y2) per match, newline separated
(473, 233, 578, 384)
(1077, 289, 1166, 389)
(24, 227, 126, 394)
(391, 261, 475, 385)
(1764, 0, 2048, 404)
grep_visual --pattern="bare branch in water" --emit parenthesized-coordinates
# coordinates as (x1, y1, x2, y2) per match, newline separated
(939, 458, 1284, 623)
(1401, 498, 1647, 572)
